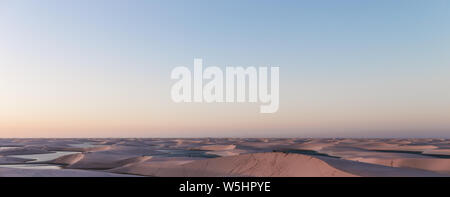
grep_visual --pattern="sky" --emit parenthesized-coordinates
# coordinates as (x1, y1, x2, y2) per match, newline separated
(0, 0, 449, 138)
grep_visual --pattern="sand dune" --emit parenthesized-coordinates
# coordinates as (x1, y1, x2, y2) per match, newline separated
(423, 149, 450, 156)
(51, 153, 85, 165)
(319, 156, 446, 177)
(0, 138, 449, 177)
(110, 152, 356, 177)
(346, 157, 450, 174)
(205, 149, 250, 157)
(191, 144, 236, 151)
(59, 152, 152, 169)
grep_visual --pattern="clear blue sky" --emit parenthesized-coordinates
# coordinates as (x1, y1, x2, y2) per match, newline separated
(1, 0, 449, 137)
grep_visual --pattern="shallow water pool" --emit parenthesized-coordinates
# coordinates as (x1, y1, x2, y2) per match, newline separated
(0, 151, 80, 170)
(0, 164, 62, 170)
(11, 151, 80, 162)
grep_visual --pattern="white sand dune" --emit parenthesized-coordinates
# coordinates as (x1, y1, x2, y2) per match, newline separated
(108, 156, 203, 174)
(51, 153, 85, 165)
(57, 152, 152, 169)
(345, 157, 450, 174)
(190, 144, 236, 151)
(287, 142, 336, 151)
(110, 152, 356, 177)
(234, 142, 290, 151)
(205, 149, 250, 157)
(423, 149, 450, 156)
(367, 145, 438, 152)
(319, 156, 447, 177)
(1, 138, 449, 177)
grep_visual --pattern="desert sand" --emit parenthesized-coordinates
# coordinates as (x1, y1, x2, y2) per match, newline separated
(0, 138, 449, 177)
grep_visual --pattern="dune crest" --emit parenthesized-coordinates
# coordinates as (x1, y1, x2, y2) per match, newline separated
(51, 153, 85, 165)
